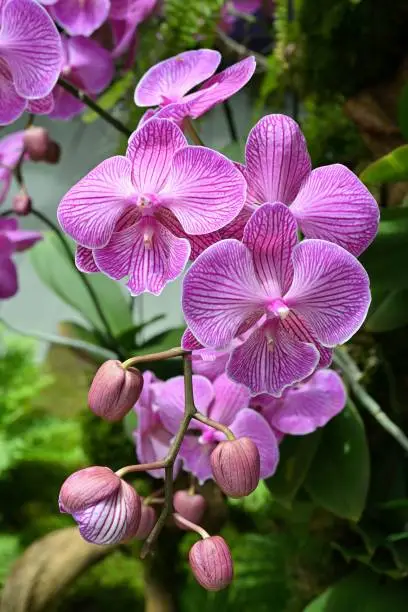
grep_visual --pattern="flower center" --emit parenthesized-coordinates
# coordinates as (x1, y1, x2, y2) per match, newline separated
(137, 193, 159, 210)
(265, 298, 290, 320)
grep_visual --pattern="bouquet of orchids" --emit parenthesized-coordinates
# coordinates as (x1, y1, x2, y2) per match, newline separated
(0, 0, 380, 594)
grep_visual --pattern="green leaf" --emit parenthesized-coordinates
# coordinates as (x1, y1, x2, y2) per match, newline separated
(305, 569, 408, 611)
(305, 402, 370, 521)
(397, 83, 408, 141)
(360, 145, 408, 183)
(360, 208, 408, 291)
(0, 534, 21, 585)
(30, 232, 132, 336)
(266, 430, 322, 506)
(366, 288, 408, 332)
(82, 73, 134, 123)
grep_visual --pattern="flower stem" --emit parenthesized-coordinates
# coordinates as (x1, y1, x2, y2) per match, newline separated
(115, 460, 166, 478)
(334, 348, 408, 453)
(57, 77, 132, 138)
(173, 513, 210, 539)
(30, 208, 120, 356)
(193, 412, 236, 441)
(140, 354, 197, 558)
(184, 118, 205, 146)
(122, 347, 187, 369)
(223, 100, 238, 143)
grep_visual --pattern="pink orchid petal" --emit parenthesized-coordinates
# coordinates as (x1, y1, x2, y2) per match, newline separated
(290, 164, 380, 256)
(134, 49, 221, 107)
(285, 239, 371, 347)
(182, 239, 265, 349)
(282, 311, 333, 368)
(181, 328, 203, 351)
(134, 426, 178, 479)
(0, 0, 62, 99)
(0, 256, 17, 298)
(209, 373, 251, 426)
(94, 217, 190, 295)
(186, 56, 256, 119)
(192, 349, 230, 381)
(110, 0, 156, 20)
(27, 92, 54, 114)
(48, 84, 85, 120)
(244, 114, 311, 206)
(5, 229, 42, 251)
(230, 408, 280, 478)
(227, 323, 320, 396)
(58, 156, 135, 249)
(268, 369, 346, 435)
(51, 0, 110, 36)
(75, 245, 99, 273)
(126, 119, 187, 193)
(154, 375, 214, 434)
(180, 435, 214, 484)
(162, 146, 246, 235)
(110, 16, 137, 59)
(0, 59, 26, 125)
(65, 36, 114, 94)
(0, 130, 25, 167)
(243, 202, 297, 296)
(0, 174, 11, 203)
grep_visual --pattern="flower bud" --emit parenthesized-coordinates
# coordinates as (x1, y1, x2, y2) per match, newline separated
(45, 140, 61, 164)
(135, 502, 156, 540)
(12, 190, 32, 216)
(88, 360, 144, 421)
(189, 536, 233, 591)
(59, 466, 141, 545)
(211, 437, 260, 498)
(173, 490, 206, 530)
(23, 127, 50, 161)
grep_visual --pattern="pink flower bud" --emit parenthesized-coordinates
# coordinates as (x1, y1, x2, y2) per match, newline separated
(189, 536, 233, 591)
(173, 490, 206, 529)
(211, 437, 260, 498)
(88, 360, 144, 421)
(12, 190, 32, 216)
(59, 466, 141, 545)
(23, 127, 50, 161)
(135, 502, 156, 540)
(45, 140, 61, 164)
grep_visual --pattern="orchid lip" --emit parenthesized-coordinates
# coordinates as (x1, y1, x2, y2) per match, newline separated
(265, 298, 290, 320)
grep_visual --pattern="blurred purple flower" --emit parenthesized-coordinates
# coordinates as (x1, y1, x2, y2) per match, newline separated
(50, 0, 110, 37)
(252, 369, 347, 436)
(49, 36, 114, 120)
(154, 373, 279, 483)
(183, 202, 371, 396)
(0, 131, 25, 204)
(240, 114, 379, 256)
(109, 0, 157, 59)
(0, 0, 62, 125)
(0, 218, 42, 299)
(220, 0, 263, 33)
(133, 370, 182, 479)
(134, 49, 256, 125)
(58, 118, 246, 295)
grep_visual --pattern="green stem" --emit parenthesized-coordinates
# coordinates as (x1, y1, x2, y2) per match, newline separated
(122, 347, 186, 369)
(193, 412, 235, 441)
(58, 77, 132, 138)
(184, 118, 205, 146)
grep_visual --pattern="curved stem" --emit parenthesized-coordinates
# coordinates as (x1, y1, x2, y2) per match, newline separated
(0, 209, 13, 218)
(223, 100, 239, 143)
(122, 347, 187, 369)
(193, 412, 235, 441)
(30, 208, 120, 356)
(58, 78, 132, 138)
(173, 513, 210, 539)
(116, 460, 166, 478)
(184, 119, 205, 146)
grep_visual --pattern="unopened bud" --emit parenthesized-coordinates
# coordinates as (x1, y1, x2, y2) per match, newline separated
(12, 190, 32, 216)
(135, 501, 156, 539)
(174, 490, 206, 529)
(189, 536, 233, 591)
(59, 466, 141, 545)
(88, 360, 144, 421)
(211, 437, 260, 498)
(23, 127, 49, 161)
(45, 140, 61, 164)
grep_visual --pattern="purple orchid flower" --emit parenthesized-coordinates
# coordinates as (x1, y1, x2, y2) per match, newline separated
(220, 0, 264, 33)
(134, 50, 256, 125)
(58, 117, 247, 295)
(238, 114, 379, 256)
(252, 369, 347, 436)
(182, 202, 371, 396)
(50, 0, 111, 37)
(0, 131, 25, 204)
(109, 0, 157, 59)
(0, 218, 42, 299)
(154, 373, 279, 483)
(0, 0, 62, 126)
(133, 370, 181, 479)
(49, 36, 114, 121)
